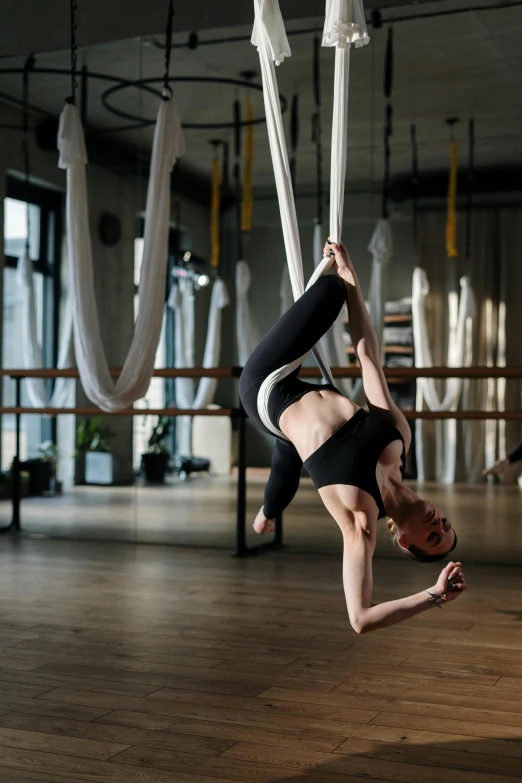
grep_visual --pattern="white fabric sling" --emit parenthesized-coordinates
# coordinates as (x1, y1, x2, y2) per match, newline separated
(171, 277, 229, 455)
(235, 261, 257, 365)
(367, 218, 392, 355)
(412, 267, 475, 482)
(17, 250, 74, 408)
(252, 0, 368, 438)
(58, 94, 185, 412)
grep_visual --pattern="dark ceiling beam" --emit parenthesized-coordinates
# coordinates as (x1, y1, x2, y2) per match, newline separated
(390, 167, 522, 202)
(0, 0, 445, 58)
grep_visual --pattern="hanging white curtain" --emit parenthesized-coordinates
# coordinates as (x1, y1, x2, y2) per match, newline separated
(279, 264, 293, 316)
(170, 277, 229, 455)
(367, 218, 392, 353)
(235, 261, 257, 366)
(412, 267, 475, 483)
(58, 94, 185, 412)
(16, 250, 74, 408)
(252, 0, 369, 438)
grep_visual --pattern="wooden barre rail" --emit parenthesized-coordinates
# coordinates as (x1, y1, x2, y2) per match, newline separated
(3, 367, 522, 380)
(0, 407, 521, 421)
(0, 407, 234, 417)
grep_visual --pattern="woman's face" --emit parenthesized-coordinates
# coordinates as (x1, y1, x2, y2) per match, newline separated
(397, 501, 456, 556)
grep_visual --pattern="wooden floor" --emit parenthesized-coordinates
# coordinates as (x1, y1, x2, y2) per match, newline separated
(1, 536, 522, 781)
(5, 473, 522, 564)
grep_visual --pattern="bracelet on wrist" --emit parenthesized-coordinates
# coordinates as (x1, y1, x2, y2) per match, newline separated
(424, 590, 444, 609)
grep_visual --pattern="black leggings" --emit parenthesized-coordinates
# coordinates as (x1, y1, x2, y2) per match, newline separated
(239, 274, 347, 519)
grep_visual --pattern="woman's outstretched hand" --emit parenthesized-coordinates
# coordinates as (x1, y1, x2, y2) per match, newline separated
(483, 458, 509, 477)
(430, 561, 467, 604)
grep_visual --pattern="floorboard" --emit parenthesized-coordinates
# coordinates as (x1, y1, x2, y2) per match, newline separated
(1, 482, 522, 781)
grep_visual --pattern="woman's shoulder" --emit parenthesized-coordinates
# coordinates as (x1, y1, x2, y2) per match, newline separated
(320, 486, 378, 540)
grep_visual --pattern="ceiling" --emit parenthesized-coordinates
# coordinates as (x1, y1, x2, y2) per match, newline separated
(0, 0, 449, 57)
(0, 0, 521, 195)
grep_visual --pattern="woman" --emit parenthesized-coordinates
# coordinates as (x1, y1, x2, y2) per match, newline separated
(240, 241, 467, 634)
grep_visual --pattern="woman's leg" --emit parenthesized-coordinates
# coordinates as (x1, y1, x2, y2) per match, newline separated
(254, 439, 303, 533)
(240, 274, 346, 430)
(264, 439, 302, 519)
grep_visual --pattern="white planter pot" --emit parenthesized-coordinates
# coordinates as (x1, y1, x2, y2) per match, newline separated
(85, 452, 114, 485)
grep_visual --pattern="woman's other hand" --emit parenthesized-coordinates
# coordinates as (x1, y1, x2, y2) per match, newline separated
(482, 458, 509, 477)
(323, 240, 355, 284)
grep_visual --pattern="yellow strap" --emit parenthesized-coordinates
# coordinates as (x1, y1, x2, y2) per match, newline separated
(210, 156, 221, 268)
(241, 94, 254, 233)
(446, 139, 458, 259)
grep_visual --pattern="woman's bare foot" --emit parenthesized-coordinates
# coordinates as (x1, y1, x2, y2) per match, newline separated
(253, 506, 275, 534)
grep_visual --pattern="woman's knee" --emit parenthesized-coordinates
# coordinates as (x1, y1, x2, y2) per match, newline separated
(313, 273, 346, 303)
(315, 275, 346, 300)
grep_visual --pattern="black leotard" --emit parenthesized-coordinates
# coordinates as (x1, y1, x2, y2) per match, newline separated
(304, 409, 405, 519)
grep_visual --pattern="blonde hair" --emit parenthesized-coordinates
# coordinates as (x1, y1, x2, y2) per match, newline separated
(383, 517, 458, 563)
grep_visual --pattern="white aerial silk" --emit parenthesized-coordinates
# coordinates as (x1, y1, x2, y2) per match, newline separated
(313, 221, 355, 397)
(279, 264, 293, 316)
(17, 250, 74, 408)
(170, 277, 229, 455)
(412, 267, 475, 483)
(367, 218, 392, 354)
(235, 261, 257, 366)
(252, 0, 369, 438)
(58, 94, 185, 412)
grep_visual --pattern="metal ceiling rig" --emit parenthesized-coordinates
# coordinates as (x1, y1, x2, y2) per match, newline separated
(0, 0, 287, 135)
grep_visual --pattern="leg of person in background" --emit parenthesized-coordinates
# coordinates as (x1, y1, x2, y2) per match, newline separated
(254, 439, 303, 533)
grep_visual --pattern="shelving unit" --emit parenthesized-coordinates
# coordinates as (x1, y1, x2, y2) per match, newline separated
(343, 311, 414, 373)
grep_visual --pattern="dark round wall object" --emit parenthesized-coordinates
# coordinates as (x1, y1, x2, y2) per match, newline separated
(98, 213, 122, 247)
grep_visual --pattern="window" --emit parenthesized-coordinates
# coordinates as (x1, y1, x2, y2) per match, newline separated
(1, 179, 63, 470)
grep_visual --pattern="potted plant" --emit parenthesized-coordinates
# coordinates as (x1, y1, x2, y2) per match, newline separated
(75, 417, 114, 485)
(141, 416, 171, 483)
(20, 440, 60, 496)
(37, 440, 60, 494)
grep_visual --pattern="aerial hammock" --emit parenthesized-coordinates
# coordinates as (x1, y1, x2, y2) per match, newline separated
(58, 0, 185, 413)
(412, 121, 475, 484)
(170, 143, 229, 456)
(170, 280, 229, 456)
(252, 0, 369, 439)
(16, 57, 74, 409)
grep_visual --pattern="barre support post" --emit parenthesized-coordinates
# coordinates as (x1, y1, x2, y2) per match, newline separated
(234, 406, 248, 557)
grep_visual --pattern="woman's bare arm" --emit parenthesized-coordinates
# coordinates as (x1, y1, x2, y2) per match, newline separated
(326, 241, 411, 450)
(342, 528, 467, 634)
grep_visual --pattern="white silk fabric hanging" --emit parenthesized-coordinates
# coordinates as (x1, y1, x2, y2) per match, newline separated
(367, 218, 392, 354)
(170, 277, 229, 455)
(252, 0, 369, 438)
(17, 250, 74, 408)
(58, 93, 185, 412)
(235, 261, 257, 365)
(412, 267, 475, 483)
